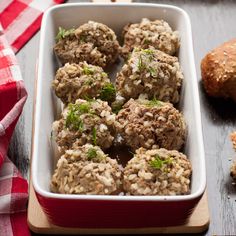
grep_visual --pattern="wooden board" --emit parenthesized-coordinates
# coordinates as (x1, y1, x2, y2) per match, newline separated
(28, 181, 210, 234)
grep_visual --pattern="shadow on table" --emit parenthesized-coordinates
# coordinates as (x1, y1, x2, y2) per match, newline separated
(199, 81, 236, 125)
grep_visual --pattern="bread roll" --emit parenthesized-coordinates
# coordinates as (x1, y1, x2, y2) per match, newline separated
(201, 39, 236, 102)
(231, 131, 236, 151)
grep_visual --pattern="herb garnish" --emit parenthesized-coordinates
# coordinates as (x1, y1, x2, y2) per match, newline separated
(78, 103, 90, 113)
(83, 66, 94, 75)
(99, 83, 116, 102)
(149, 155, 172, 169)
(147, 98, 162, 107)
(92, 127, 97, 145)
(101, 72, 108, 77)
(143, 39, 151, 45)
(87, 148, 97, 160)
(85, 79, 94, 86)
(80, 35, 87, 42)
(138, 55, 145, 71)
(148, 67, 158, 77)
(142, 49, 154, 55)
(65, 104, 84, 131)
(65, 102, 92, 130)
(137, 49, 155, 71)
(112, 103, 122, 114)
(56, 27, 75, 41)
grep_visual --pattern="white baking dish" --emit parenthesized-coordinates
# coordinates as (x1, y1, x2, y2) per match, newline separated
(31, 3, 206, 228)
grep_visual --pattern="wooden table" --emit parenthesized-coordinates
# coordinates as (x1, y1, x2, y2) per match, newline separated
(10, 0, 236, 235)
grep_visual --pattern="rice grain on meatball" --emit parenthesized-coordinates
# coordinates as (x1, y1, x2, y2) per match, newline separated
(51, 144, 122, 194)
(123, 148, 191, 195)
(52, 99, 115, 153)
(116, 48, 183, 104)
(54, 21, 120, 68)
(115, 98, 186, 151)
(52, 62, 115, 104)
(122, 18, 180, 58)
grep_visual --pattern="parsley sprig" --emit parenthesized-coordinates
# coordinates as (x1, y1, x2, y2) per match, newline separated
(92, 127, 97, 145)
(147, 98, 162, 107)
(112, 103, 123, 114)
(137, 49, 155, 71)
(87, 148, 97, 160)
(148, 67, 158, 77)
(149, 155, 172, 170)
(65, 102, 91, 131)
(138, 55, 145, 71)
(83, 66, 94, 75)
(56, 27, 75, 42)
(99, 83, 116, 102)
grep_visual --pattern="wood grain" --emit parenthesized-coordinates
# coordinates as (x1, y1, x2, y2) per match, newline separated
(11, 0, 236, 235)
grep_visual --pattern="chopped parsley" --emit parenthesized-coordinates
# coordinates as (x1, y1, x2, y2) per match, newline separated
(78, 103, 90, 113)
(101, 72, 108, 77)
(146, 98, 162, 107)
(142, 49, 154, 55)
(56, 27, 75, 42)
(112, 103, 123, 114)
(137, 49, 154, 71)
(84, 79, 94, 86)
(138, 55, 145, 71)
(83, 66, 94, 75)
(92, 127, 97, 145)
(99, 83, 116, 102)
(148, 67, 158, 77)
(65, 102, 92, 130)
(65, 104, 84, 131)
(143, 39, 151, 45)
(149, 155, 172, 170)
(87, 148, 97, 160)
(80, 35, 87, 42)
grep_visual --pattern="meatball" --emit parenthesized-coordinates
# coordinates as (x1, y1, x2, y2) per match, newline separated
(51, 144, 122, 194)
(116, 48, 183, 104)
(115, 98, 186, 151)
(52, 99, 115, 153)
(123, 148, 191, 195)
(52, 62, 115, 104)
(121, 18, 180, 58)
(201, 39, 236, 102)
(54, 21, 120, 68)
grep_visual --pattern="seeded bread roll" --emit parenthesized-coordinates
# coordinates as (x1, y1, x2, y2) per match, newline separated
(231, 131, 236, 151)
(201, 39, 236, 102)
(230, 132, 236, 180)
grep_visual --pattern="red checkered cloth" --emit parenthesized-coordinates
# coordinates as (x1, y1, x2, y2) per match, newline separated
(0, 32, 29, 236)
(0, 0, 64, 53)
(0, 1, 64, 235)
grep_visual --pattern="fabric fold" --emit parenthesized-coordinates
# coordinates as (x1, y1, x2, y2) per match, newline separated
(0, 1, 65, 235)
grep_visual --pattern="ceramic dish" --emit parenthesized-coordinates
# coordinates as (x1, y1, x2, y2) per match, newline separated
(32, 3, 206, 228)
